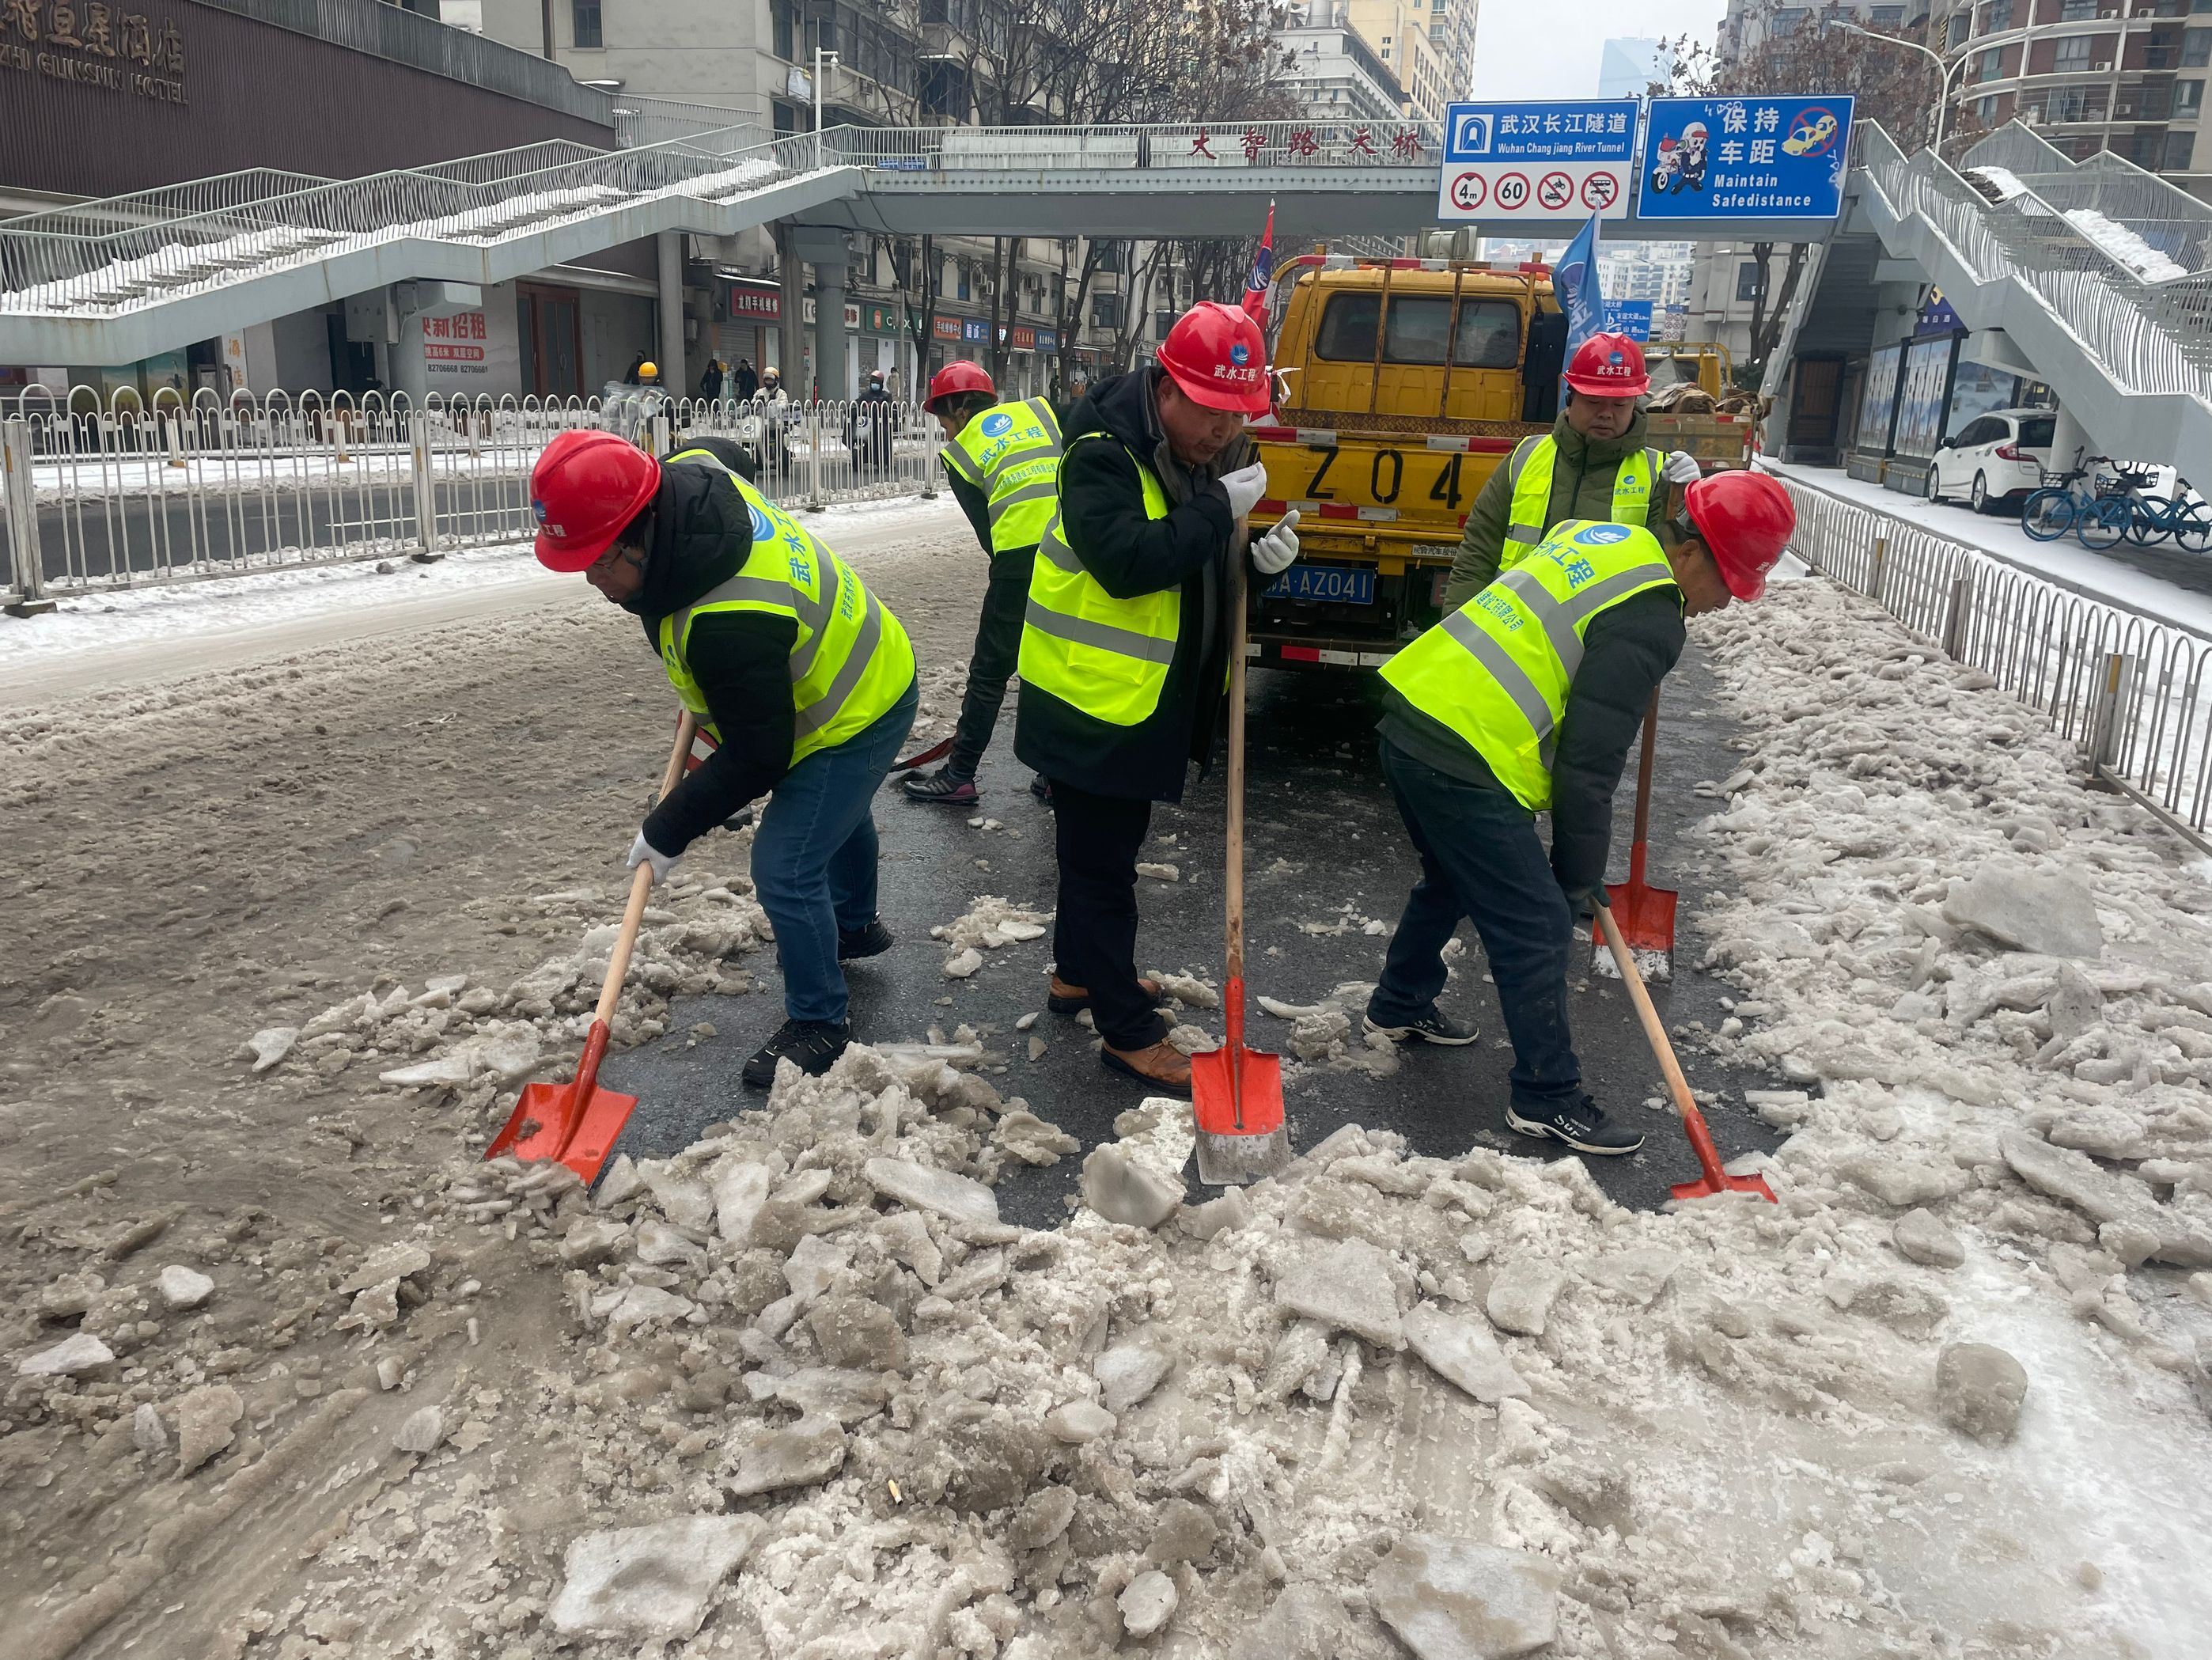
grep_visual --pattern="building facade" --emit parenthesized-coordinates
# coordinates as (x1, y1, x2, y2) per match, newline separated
(1930, 0, 2207, 194)
(1597, 36, 1672, 100)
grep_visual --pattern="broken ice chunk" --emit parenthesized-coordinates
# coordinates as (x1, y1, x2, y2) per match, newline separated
(1403, 1304, 1530, 1404)
(1272, 1238, 1405, 1349)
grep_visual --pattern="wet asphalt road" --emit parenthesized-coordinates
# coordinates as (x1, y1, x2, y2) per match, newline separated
(598, 644, 1786, 1228)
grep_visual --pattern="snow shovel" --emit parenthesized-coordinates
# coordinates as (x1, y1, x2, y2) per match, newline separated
(1596, 690, 1678, 981)
(891, 733, 954, 773)
(1594, 904, 1775, 1204)
(1192, 549, 1293, 1186)
(487, 710, 699, 1186)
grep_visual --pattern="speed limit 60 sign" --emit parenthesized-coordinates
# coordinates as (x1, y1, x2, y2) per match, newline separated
(1437, 100, 1638, 223)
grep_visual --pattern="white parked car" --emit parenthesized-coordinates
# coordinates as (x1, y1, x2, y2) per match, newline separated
(1927, 407, 2056, 514)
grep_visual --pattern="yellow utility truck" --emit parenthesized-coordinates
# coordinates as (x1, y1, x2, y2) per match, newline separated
(1246, 258, 1749, 669)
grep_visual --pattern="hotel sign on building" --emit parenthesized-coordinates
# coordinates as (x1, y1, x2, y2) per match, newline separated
(0, 0, 188, 104)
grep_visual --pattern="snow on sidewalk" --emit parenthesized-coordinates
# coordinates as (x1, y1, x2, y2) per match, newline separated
(1764, 458, 2212, 639)
(0, 491, 955, 672)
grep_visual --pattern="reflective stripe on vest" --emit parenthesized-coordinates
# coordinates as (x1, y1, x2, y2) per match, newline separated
(1017, 432, 1180, 726)
(941, 396, 1064, 553)
(1501, 436, 1661, 569)
(1380, 518, 1679, 812)
(656, 453, 915, 764)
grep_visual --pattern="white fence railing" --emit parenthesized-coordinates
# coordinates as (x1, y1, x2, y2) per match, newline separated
(0, 387, 941, 608)
(1774, 468, 2212, 848)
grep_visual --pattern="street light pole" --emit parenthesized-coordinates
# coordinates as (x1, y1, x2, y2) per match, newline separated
(813, 47, 839, 170)
(1825, 18, 1968, 154)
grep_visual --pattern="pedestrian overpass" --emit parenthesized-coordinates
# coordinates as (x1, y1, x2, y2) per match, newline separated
(2, 116, 2206, 476)
(0, 117, 1858, 371)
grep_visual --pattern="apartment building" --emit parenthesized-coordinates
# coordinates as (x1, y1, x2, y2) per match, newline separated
(1932, 0, 2207, 192)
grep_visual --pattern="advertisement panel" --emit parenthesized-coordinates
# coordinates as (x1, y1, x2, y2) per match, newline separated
(1437, 100, 1637, 222)
(1636, 96, 1853, 222)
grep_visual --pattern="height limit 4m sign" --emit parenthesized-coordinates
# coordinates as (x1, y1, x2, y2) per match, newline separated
(1437, 100, 1637, 223)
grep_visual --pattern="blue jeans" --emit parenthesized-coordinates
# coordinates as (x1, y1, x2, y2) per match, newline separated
(751, 678, 918, 1025)
(1370, 736, 1581, 1108)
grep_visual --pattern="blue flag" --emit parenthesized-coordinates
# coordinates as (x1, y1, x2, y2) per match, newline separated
(1553, 212, 1605, 363)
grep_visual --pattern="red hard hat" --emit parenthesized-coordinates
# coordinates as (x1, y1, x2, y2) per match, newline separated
(1684, 471, 1795, 601)
(924, 360, 995, 413)
(530, 430, 660, 572)
(1157, 301, 1271, 415)
(1564, 332, 1650, 397)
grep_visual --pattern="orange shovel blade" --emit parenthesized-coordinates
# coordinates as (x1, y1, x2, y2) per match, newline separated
(1604, 877, 1679, 957)
(1191, 1044, 1286, 1136)
(486, 1078, 638, 1187)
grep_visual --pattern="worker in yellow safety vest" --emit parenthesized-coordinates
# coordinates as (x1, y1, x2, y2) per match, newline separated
(902, 361, 1065, 805)
(528, 428, 919, 1089)
(1365, 472, 1796, 1154)
(1012, 301, 1299, 1093)
(1444, 332, 1703, 607)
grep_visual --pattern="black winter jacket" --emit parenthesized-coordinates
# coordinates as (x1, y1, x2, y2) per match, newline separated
(1379, 584, 1687, 898)
(623, 453, 799, 856)
(1013, 367, 1252, 802)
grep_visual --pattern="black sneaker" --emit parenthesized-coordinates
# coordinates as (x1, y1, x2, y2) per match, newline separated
(1029, 777, 1052, 803)
(741, 1019, 850, 1087)
(902, 767, 979, 804)
(1363, 1004, 1478, 1046)
(837, 919, 894, 961)
(1506, 1095, 1644, 1156)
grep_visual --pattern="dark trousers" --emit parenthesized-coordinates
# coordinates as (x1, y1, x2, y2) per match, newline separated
(948, 549, 1033, 776)
(1048, 779, 1168, 1052)
(1370, 736, 1581, 1107)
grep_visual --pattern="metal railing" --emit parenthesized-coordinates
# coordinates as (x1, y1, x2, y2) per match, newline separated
(614, 97, 772, 153)
(828, 118, 1444, 176)
(1772, 468, 2212, 847)
(1960, 121, 2212, 271)
(0, 128, 820, 318)
(1857, 121, 2212, 404)
(0, 385, 941, 608)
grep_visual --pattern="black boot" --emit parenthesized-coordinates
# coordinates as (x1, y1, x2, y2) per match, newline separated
(837, 919, 894, 961)
(742, 1019, 850, 1087)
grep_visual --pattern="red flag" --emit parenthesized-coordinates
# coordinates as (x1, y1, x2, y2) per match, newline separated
(1241, 202, 1275, 332)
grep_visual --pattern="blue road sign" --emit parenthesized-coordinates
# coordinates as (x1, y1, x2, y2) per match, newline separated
(1637, 97, 1853, 221)
(1604, 299, 1654, 340)
(1439, 100, 1638, 222)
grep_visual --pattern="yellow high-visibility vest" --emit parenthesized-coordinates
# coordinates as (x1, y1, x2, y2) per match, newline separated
(1017, 433, 1180, 726)
(940, 397, 1064, 553)
(657, 450, 915, 762)
(1381, 518, 1679, 810)
(1500, 434, 1661, 571)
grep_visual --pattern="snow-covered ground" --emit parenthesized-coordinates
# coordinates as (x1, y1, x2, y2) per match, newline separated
(2063, 208, 2195, 285)
(0, 491, 952, 688)
(1763, 460, 2212, 639)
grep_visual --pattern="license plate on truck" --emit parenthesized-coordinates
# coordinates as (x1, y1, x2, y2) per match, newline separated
(1263, 564, 1375, 604)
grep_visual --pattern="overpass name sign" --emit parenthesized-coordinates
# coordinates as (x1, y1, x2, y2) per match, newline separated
(1437, 101, 1637, 224)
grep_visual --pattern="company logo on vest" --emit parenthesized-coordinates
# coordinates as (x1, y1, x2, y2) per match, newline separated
(980, 412, 1014, 438)
(1574, 524, 1632, 545)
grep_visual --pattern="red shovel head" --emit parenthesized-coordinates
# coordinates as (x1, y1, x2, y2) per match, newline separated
(484, 1021, 636, 1187)
(1667, 1096, 1777, 1204)
(1191, 1042, 1291, 1185)
(1604, 875, 1678, 956)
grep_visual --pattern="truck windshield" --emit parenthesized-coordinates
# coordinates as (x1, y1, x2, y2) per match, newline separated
(1313, 294, 1521, 369)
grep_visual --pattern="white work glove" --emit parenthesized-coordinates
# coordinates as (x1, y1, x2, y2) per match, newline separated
(1218, 460, 1268, 519)
(1250, 509, 1301, 576)
(627, 829, 680, 886)
(1663, 449, 1703, 485)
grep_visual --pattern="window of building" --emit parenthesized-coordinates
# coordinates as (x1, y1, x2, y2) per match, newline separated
(572, 0, 600, 48)
(1948, 12, 1971, 47)
(2186, 27, 2212, 64)
(956, 263, 972, 301)
(773, 1, 794, 59)
(1736, 260, 1763, 301)
(2165, 130, 2196, 169)
(1977, 93, 2002, 120)
(1090, 293, 1122, 329)
(1869, 3, 1905, 23)
(1983, 0, 2013, 32)
(2177, 78, 2205, 115)
(2054, 35, 2093, 70)
(1772, 6, 1810, 33)
(1977, 47, 2004, 81)
(2059, 0, 2096, 18)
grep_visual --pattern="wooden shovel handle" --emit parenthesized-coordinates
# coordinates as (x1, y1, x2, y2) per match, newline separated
(1595, 904, 1697, 1124)
(1225, 529, 1250, 986)
(1631, 689, 1659, 847)
(593, 711, 701, 1028)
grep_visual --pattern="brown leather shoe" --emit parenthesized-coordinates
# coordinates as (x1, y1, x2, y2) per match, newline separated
(1048, 973, 1163, 1014)
(1101, 1039, 1192, 1094)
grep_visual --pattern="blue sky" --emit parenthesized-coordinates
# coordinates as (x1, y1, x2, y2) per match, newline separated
(1467, 0, 1727, 100)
